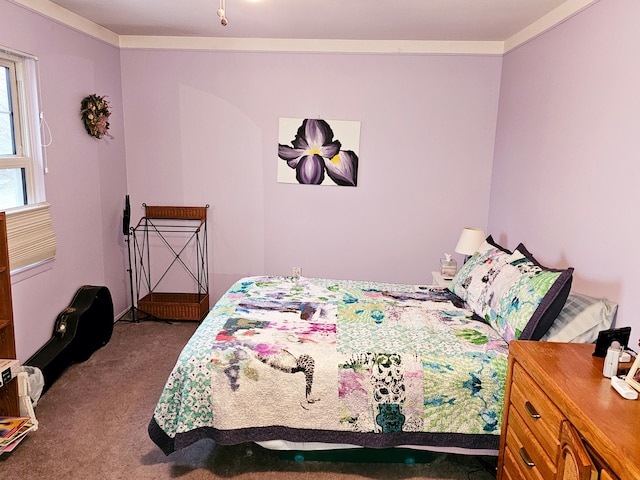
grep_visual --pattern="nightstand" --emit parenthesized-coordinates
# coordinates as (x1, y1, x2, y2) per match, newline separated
(497, 341, 640, 480)
(431, 271, 452, 287)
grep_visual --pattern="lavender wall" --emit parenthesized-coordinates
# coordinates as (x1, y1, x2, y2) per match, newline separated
(120, 50, 502, 300)
(0, 0, 129, 360)
(490, 0, 639, 332)
(13, 0, 631, 363)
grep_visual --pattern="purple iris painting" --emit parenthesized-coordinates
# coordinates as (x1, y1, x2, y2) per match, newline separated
(278, 118, 360, 186)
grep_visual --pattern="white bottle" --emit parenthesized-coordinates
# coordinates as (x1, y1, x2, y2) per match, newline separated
(603, 341, 622, 378)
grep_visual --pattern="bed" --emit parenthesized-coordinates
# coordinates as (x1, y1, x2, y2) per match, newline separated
(149, 237, 610, 457)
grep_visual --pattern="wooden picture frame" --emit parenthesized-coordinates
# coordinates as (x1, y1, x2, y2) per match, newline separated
(624, 354, 640, 392)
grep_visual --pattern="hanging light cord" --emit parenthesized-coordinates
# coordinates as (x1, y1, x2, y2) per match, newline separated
(217, 0, 228, 26)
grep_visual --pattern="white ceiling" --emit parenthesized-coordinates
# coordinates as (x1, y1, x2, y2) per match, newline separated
(18, 0, 598, 44)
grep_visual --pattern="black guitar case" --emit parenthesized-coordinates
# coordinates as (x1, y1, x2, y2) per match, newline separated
(27, 285, 114, 393)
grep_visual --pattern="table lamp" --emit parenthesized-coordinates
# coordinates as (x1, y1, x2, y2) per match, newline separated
(454, 227, 485, 263)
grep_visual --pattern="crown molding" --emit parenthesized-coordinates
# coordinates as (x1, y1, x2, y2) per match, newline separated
(504, 0, 599, 53)
(8, 0, 119, 46)
(9, 0, 599, 55)
(118, 36, 505, 55)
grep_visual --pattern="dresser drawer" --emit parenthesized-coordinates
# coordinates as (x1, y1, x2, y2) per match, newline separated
(599, 468, 618, 480)
(505, 405, 557, 480)
(504, 428, 544, 480)
(501, 434, 545, 480)
(501, 460, 523, 480)
(511, 362, 564, 459)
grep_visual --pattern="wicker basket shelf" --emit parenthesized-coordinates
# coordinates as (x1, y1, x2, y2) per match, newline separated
(137, 292, 209, 321)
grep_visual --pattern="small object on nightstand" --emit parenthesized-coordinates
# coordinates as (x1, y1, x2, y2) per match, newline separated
(440, 253, 457, 280)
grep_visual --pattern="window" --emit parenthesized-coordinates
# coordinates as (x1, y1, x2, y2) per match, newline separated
(0, 46, 56, 274)
(1, 53, 30, 209)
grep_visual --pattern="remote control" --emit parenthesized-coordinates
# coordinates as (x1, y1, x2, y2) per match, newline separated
(611, 376, 638, 400)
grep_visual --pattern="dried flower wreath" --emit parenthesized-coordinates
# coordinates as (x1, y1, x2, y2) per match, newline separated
(80, 94, 113, 139)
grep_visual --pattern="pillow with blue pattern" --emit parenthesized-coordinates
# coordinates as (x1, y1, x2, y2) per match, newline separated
(477, 243, 573, 342)
(447, 236, 511, 312)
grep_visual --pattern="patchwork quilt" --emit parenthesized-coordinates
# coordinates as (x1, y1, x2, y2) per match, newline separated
(149, 276, 509, 455)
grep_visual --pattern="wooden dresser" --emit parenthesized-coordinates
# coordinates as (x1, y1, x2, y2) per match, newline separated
(497, 340, 640, 480)
(0, 211, 19, 416)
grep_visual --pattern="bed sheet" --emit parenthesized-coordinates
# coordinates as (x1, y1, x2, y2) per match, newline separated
(149, 276, 509, 455)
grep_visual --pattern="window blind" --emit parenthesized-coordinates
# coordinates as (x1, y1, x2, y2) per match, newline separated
(5, 202, 57, 273)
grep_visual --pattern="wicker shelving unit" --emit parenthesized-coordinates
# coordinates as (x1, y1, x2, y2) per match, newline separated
(132, 205, 209, 321)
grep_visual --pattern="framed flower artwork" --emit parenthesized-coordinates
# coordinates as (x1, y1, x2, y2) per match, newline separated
(277, 117, 360, 186)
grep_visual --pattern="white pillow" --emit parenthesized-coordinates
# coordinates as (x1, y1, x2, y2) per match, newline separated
(541, 292, 618, 343)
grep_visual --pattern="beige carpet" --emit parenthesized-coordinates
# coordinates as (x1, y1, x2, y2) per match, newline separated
(0, 320, 497, 479)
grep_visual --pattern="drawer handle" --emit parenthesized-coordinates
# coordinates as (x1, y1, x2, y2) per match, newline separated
(524, 401, 541, 419)
(519, 447, 536, 468)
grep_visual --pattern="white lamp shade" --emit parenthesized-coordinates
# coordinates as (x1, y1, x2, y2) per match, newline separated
(454, 227, 486, 256)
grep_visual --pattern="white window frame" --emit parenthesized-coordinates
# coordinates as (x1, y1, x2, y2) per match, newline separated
(0, 56, 25, 155)
(0, 46, 56, 275)
(0, 53, 39, 205)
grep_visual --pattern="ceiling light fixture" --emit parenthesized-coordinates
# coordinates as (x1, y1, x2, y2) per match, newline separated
(217, 0, 228, 26)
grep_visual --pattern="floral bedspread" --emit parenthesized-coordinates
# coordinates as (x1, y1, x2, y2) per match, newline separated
(149, 276, 509, 455)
